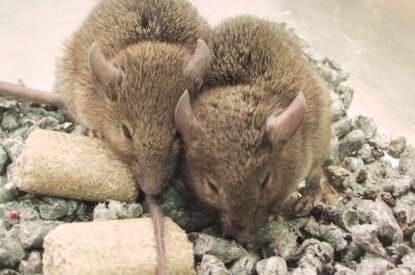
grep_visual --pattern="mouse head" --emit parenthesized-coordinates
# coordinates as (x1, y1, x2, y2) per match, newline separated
(88, 39, 209, 195)
(175, 85, 306, 242)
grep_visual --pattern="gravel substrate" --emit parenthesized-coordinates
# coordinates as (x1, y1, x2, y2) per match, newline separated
(1, 27, 414, 274)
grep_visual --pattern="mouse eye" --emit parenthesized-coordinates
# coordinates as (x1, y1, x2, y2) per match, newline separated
(207, 181, 219, 195)
(260, 173, 270, 191)
(173, 130, 180, 140)
(122, 124, 132, 140)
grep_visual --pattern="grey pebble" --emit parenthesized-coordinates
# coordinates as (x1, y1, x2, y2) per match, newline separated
(344, 157, 364, 172)
(334, 264, 358, 275)
(93, 200, 143, 221)
(330, 95, 346, 122)
(335, 84, 354, 111)
(339, 130, 366, 160)
(0, 95, 19, 109)
(320, 223, 348, 252)
(398, 145, 415, 177)
(229, 253, 259, 275)
(356, 198, 403, 243)
(93, 202, 118, 221)
(256, 221, 298, 261)
(327, 137, 340, 165)
(332, 118, 353, 139)
(350, 224, 386, 256)
(197, 254, 231, 275)
(368, 133, 389, 150)
(412, 232, 415, 247)
(358, 143, 375, 163)
(388, 137, 406, 159)
(1, 110, 21, 131)
(38, 116, 60, 130)
(321, 204, 359, 231)
(292, 239, 334, 274)
(20, 220, 62, 249)
(327, 166, 350, 189)
(256, 256, 287, 275)
(39, 198, 69, 220)
(381, 176, 412, 197)
(18, 251, 42, 275)
(189, 232, 246, 263)
(0, 236, 25, 268)
(394, 192, 415, 225)
(0, 269, 20, 275)
(72, 124, 89, 136)
(0, 146, 9, 175)
(317, 57, 349, 88)
(18, 208, 40, 223)
(0, 183, 20, 204)
(355, 257, 390, 275)
(355, 115, 377, 139)
(2, 137, 24, 162)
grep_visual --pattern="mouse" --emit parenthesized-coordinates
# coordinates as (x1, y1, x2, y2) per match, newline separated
(174, 16, 331, 243)
(0, 0, 211, 196)
(0, 0, 211, 273)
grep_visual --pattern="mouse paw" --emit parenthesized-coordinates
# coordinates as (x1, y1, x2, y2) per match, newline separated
(88, 129, 103, 139)
(294, 189, 322, 213)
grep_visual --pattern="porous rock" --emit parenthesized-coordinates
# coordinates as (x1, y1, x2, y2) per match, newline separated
(355, 115, 377, 139)
(355, 257, 390, 275)
(43, 218, 194, 275)
(388, 137, 406, 159)
(93, 200, 143, 221)
(256, 221, 298, 261)
(2, 136, 24, 162)
(339, 130, 366, 160)
(0, 236, 25, 268)
(292, 239, 334, 274)
(355, 198, 403, 243)
(327, 166, 350, 189)
(0, 182, 20, 203)
(321, 203, 359, 231)
(398, 145, 415, 177)
(350, 224, 386, 256)
(19, 251, 42, 274)
(332, 118, 353, 139)
(0, 145, 8, 174)
(13, 129, 138, 202)
(256, 256, 287, 275)
(189, 232, 246, 263)
(229, 253, 259, 275)
(197, 254, 230, 275)
(344, 157, 364, 173)
(20, 220, 62, 249)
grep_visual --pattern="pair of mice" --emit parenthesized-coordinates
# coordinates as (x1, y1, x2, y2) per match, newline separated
(0, 0, 330, 246)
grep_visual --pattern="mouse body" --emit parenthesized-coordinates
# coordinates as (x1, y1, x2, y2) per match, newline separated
(55, 0, 211, 195)
(175, 16, 331, 242)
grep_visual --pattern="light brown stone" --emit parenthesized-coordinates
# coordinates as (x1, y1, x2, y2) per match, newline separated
(13, 129, 138, 202)
(43, 218, 195, 275)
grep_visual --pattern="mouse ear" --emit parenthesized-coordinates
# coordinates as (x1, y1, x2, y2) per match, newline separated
(175, 90, 200, 143)
(265, 92, 306, 145)
(183, 39, 210, 90)
(88, 42, 124, 100)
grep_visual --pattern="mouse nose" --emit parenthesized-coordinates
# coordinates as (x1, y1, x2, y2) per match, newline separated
(231, 220, 246, 232)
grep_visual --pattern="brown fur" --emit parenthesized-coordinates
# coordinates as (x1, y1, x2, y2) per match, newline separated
(52, 1, 211, 274)
(55, 0, 210, 194)
(176, 16, 331, 242)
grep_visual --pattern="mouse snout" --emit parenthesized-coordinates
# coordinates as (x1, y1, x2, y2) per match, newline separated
(228, 220, 255, 243)
(231, 220, 246, 232)
(139, 176, 164, 195)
